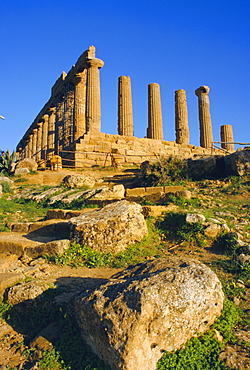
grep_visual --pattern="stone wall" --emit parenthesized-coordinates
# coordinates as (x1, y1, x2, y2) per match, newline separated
(63, 132, 223, 168)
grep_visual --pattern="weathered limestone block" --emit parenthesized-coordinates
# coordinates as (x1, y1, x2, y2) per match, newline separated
(220, 125, 234, 152)
(63, 174, 97, 189)
(74, 257, 224, 370)
(25, 239, 70, 258)
(90, 185, 125, 200)
(125, 188, 146, 197)
(204, 223, 221, 238)
(15, 158, 38, 171)
(142, 204, 179, 217)
(6, 281, 50, 306)
(69, 200, 148, 254)
(186, 213, 206, 223)
(118, 76, 134, 136)
(175, 89, 189, 144)
(195, 86, 213, 148)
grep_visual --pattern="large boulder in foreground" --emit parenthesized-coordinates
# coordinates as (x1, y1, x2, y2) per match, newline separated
(74, 257, 224, 370)
(69, 200, 147, 254)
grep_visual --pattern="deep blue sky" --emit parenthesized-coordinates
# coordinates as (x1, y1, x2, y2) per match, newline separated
(0, 0, 249, 151)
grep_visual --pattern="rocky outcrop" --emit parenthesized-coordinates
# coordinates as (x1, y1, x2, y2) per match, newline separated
(74, 257, 224, 370)
(69, 200, 147, 254)
(224, 148, 250, 176)
(187, 148, 250, 180)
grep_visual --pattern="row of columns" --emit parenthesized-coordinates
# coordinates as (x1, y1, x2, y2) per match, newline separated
(19, 49, 235, 161)
(21, 56, 104, 160)
(118, 77, 234, 151)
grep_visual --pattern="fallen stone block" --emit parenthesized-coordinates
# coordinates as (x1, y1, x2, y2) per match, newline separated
(75, 257, 224, 370)
(69, 200, 147, 254)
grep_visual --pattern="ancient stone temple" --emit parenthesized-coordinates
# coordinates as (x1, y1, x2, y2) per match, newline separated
(16, 46, 232, 168)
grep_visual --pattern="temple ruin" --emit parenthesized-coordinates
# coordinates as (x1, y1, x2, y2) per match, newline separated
(16, 45, 232, 168)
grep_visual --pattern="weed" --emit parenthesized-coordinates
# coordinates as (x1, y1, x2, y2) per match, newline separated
(46, 243, 112, 268)
(0, 298, 12, 319)
(14, 177, 28, 183)
(157, 212, 207, 248)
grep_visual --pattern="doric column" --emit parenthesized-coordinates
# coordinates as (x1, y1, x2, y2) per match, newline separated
(55, 99, 64, 155)
(73, 71, 87, 141)
(31, 128, 38, 159)
(28, 135, 33, 158)
(41, 114, 49, 159)
(220, 124, 234, 152)
(118, 76, 134, 136)
(86, 58, 104, 133)
(63, 83, 74, 146)
(147, 83, 163, 140)
(195, 86, 213, 148)
(48, 107, 56, 158)
(175, 89, 189, 144)
(36, 122, 43, 161)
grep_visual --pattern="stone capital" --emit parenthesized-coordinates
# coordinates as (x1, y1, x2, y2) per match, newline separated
(87, 58, 104, 69)
(195, 86, 210, 96)
(72, 72, 85, 86)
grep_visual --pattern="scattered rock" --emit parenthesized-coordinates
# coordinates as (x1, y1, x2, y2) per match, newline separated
(90, 184, 125, 200)
(75, 257, 224, 370)
(186, 213, 206, 223)
(6, 281, 50, 306)
(218, 344, 250, 370)
(30, 322, 61, 351)
(63, 174, 96, 189)
(15, 158, 38, 171)
(70, 200, 148, 254)
(14, 167, 30, 176)
(175, 190, 192, 199)
(142, 204, 179, 218)
(0, 272, 24, 298)
(204, 223, 221, 238)
(0, 176, 13, 185)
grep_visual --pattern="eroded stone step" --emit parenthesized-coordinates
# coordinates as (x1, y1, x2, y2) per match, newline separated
(0, 232, 70, 258)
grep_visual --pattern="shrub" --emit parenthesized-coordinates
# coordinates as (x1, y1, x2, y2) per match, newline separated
(138, 155, 189, 186)
(1, 180, 13, 193)
(0, 150, 16, 175)
(157, 212, 206, 247)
